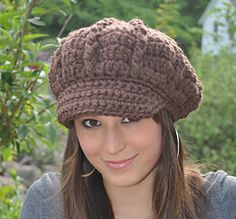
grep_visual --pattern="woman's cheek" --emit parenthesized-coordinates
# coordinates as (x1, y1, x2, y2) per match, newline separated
(78, 131, 102, 155)
(125, 124, 162, 149)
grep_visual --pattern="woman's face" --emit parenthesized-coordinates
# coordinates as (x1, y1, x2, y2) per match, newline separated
(74, 115, 162, 188)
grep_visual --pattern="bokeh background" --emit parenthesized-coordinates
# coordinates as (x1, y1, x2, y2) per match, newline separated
(0, 0, 236, 218)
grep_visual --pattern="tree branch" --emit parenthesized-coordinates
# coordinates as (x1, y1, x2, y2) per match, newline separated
(14, 0, 38, 67)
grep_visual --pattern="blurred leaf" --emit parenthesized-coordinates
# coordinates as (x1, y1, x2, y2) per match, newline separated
(23, 33, 49, 41)
(1, 147, 13, 161)
(0, 12, 19, 29)
(21, 61, 45, 70)
(17, 125, 28, 139)
(63, 0, 71, 8)
(71, 0, 77, 3)
(1, 71, 14, 85)
(28, 17, 46, 26)
(41, 43, 58, 50)
(0, 186, 15, 199)
(0, 27, 13, 41)
(0, 54, 12, 62)
(58, 8, 68, 16)
(0, 12, 19, 21)
(48, 123, 56, 144)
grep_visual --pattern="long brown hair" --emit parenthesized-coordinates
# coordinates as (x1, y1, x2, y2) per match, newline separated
(60, 110, 207, 219)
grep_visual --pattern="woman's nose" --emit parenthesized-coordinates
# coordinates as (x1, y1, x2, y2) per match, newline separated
(103, 127, 126, 155)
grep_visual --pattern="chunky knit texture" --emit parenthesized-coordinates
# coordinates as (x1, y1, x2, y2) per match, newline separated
(49, 17, 203, 128)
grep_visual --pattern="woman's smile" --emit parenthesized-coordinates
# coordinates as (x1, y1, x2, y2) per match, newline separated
(103, 154, 139, 170)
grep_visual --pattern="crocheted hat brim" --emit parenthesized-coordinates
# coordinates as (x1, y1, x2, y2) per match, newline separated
(56, 79, 166, 128)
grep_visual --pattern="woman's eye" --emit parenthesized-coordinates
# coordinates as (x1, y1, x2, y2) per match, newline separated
(82, 119, 101, 128)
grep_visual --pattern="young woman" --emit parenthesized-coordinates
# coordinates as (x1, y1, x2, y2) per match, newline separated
(19, 18, 236, 219)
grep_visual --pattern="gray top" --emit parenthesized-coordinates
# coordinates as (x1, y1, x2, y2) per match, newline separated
(19, 171, 236, 219)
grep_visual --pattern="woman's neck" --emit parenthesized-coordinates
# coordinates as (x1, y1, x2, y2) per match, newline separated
(103, 171, 155, 219)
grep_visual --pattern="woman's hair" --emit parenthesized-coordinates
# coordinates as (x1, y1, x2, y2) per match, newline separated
(60, 110, 207, 219)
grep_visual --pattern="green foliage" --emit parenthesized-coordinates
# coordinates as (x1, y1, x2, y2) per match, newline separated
(155, 1, 203, 53)
(177, 48, 236, 175)
(156, 2, 180, 39)
(39, 0, 158, 38)
(38, 0, 209, 54)
(0, 170, 23, 219)
(0, 0, 71, 159)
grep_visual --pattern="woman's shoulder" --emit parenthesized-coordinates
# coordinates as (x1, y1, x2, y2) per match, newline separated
(26, 172, 61, 201)
(202, 170, 236, 219)
(19, 172, 63, 219)
(204, 170, 235, 182)
(203, 170, 236, 194)
(34, 172, 61, 192)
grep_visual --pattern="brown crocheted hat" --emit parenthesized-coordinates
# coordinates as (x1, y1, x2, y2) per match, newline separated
(49, 17, 203, 128)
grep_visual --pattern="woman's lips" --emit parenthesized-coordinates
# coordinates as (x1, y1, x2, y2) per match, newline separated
(104, 154, 138, 170)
